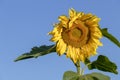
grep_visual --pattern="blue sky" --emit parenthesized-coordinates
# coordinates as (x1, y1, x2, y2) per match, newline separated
(0, 0, 120, 80)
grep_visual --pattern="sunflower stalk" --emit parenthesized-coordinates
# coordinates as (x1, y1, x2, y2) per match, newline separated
(74, 61, 85, 80)
(75, 61, 81, 75)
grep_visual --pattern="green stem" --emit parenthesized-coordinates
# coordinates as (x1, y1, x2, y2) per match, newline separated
(75, 61, 81, 80)
(77, 62, 80, 74)
(75, 61, 81, 75)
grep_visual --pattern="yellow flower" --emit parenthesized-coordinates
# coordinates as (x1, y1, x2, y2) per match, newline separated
(49, 8, 102, 63)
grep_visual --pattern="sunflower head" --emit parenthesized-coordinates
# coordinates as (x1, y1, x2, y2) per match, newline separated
(49, 8, 102, 63)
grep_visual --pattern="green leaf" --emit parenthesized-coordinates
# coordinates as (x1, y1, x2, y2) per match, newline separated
(63, 71, 79, 80)
(85, 58, 91, 65)
(14, 45, 56, 62)
(101, 28, 120, 47)
(79, 75, 94, 80)
(85, 72, 110, 80)
(63, 71, 110, 80)
(84, 58, 95, 71)
(80, 72, 110, 80)
(88, 55, 118, 74)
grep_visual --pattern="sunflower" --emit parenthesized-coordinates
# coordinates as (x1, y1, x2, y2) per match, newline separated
(49, 8, 102, 63)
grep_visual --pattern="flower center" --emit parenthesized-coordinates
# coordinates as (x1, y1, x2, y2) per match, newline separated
(71, 28, 82, 40)
(62, 21, 89, 48)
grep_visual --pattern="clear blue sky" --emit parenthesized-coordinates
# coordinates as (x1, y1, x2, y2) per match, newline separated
(0, 0, 120, 80)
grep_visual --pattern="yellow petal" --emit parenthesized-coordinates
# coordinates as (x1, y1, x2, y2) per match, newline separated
(66, 45, 72, 58)
(59, 41, 67, 55)
(79, 55, 84, 62)
(69, 8, 76, 19)
(56, 39, 66, 55)
(50, 36, 61, 42)
(72, 47, 78, 63)
(59, 15, 68, 22)
(58, 15, 69, 28)
(77, 12, 84, 18)
(81, 13, 93, 21)
(71, 47, 76, 62)
(86, 17, 100, 26)
(48, 26, 58, 35)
